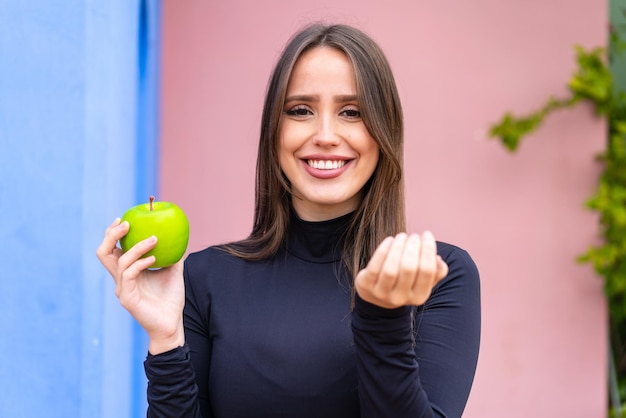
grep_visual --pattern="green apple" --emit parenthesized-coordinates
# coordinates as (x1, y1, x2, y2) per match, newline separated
(119, 196, 190, 268)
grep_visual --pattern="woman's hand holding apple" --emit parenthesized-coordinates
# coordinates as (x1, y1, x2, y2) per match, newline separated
(96, 218, 186, 355)
(354, 231, 449, 309)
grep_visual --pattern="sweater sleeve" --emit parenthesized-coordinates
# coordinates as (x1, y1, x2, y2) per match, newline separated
(351, 243, 481, 418)
(143, 254, 212, 418)
(144, 344, 202, 418)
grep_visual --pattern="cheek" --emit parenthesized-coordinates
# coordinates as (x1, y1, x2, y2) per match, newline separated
(368, 150, 380, 179)
(278, 124, 297, 155)
(277, 137, 297, 182)
(361, 145, 380, 184)
(364, 140, 380, 166)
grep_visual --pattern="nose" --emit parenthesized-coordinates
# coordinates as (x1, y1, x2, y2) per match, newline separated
(312, 114, 340, 147)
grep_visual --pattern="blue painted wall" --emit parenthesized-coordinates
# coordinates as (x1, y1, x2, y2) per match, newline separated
(0, 1, 160, 416)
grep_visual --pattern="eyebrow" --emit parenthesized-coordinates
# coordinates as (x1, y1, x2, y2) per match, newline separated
(284, 94, 358, 103)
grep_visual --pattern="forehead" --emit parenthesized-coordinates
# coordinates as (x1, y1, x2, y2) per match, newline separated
(287, 46, 356, 91)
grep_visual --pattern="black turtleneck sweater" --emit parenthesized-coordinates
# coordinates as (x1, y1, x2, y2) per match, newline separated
(144, 213, 481, 418)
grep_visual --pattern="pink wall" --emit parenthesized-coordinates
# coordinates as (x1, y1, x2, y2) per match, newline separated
(160, 1, 608, 416)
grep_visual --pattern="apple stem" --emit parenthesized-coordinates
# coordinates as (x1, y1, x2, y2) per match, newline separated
(149, 195, 155, 211)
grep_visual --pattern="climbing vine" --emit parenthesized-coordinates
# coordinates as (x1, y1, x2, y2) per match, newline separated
(489, 29, 626, 415)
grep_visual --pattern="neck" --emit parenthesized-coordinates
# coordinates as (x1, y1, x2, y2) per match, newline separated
(286, 208, 354, 262)
(291, 195, 362, 222)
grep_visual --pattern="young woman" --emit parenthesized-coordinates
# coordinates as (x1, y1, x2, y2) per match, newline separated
(97, 23, 481, 418)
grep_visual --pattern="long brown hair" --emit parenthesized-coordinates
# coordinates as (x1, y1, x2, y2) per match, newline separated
(223, 23, 405, 280)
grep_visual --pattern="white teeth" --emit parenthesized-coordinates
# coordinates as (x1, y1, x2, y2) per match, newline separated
(307, 160, 347, 170)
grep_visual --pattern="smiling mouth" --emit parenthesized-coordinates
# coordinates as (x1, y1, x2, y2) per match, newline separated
(307, 160, 348, 170)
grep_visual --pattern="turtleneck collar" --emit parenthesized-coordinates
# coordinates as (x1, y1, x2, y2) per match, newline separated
(285, 210, 354, 263)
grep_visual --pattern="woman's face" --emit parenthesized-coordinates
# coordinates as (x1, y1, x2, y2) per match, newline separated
(278, 46, 379, 221)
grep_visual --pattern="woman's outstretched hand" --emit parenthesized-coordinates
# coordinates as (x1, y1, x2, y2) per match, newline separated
(355, 231, 448, 309)
(96, 218, 186, 354)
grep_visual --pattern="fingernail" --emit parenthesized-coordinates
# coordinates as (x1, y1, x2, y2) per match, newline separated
(148, 235, 157, 244)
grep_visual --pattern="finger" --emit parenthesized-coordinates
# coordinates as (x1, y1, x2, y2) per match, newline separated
(106, 218, 129, 242)
(105, 217, 122, 234)
(435, 255, 449, 282)
(374, 233, 408, 294)
(96, 218, 128, 272)
(117, 235, 158, 273)
(395, 233, 421, 290)
(96, 218, 120, 259)
(97, 219, 128, 254)
(355, 236, 393, 291)
(418, 231, 438, 277)
(116, 255, 156, 300)
(412, 231, 438, 299)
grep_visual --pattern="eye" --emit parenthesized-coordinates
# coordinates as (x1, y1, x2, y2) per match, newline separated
(285, 105, 313, 117)
(340, 107, 361, 119)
